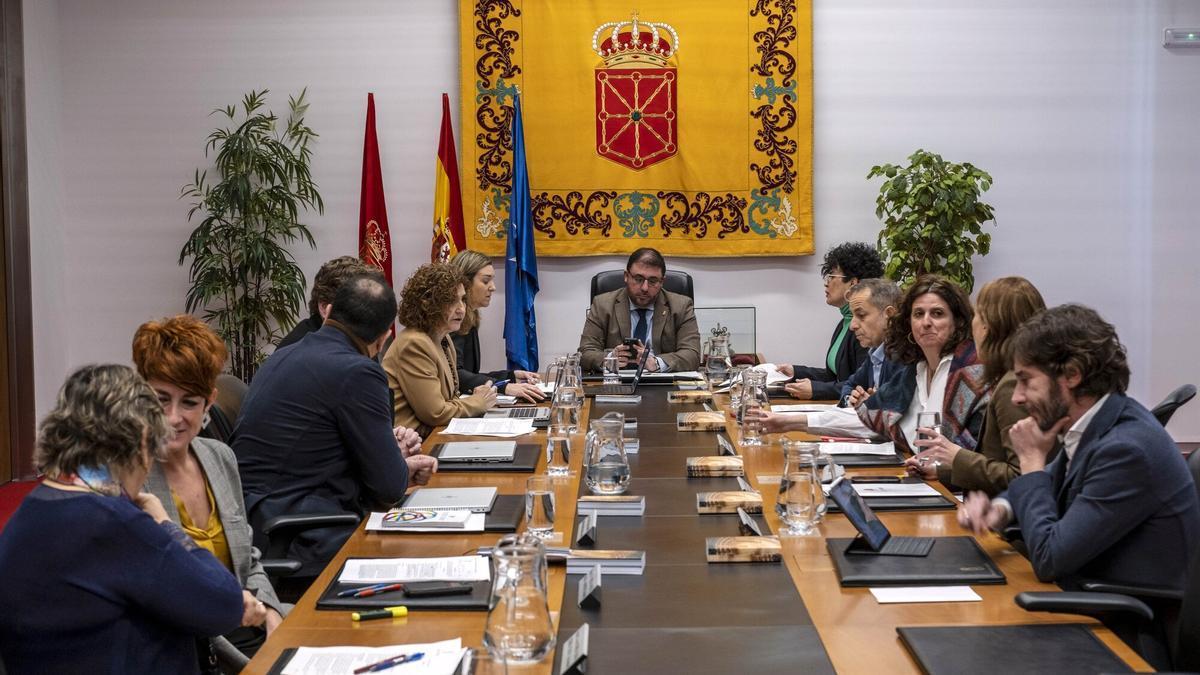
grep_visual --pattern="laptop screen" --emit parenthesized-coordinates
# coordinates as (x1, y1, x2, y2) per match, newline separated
(828, 478, 891, 551)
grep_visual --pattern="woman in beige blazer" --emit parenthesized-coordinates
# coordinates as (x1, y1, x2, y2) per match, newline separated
(384, 263, 497, 437)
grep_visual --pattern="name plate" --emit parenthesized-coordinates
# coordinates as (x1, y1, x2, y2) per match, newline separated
(676, 411, 726, 432)
(576, 565, 601, 609)
(716, 435, 737, 456)
(686, 455, 744, 477)
(695, 491, 763, 515)
(557, 623, 590, 675)
(668, 389, 714, 404)
(737, 506, 764, 537)
(575, 511, 598, 547)
(705, 536, 783, 564)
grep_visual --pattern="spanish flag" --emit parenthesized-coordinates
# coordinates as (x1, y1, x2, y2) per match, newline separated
(432, 93, 465, 263)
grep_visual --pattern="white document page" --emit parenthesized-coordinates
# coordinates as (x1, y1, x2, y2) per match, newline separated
(750, 364, 793, 385)
(848, 482, 942, 498)
(818, 441, 897, 456)
(365, 511, 486, 533)
(338, 557, 490, 583)
(771, 404, 840, 414)
(441, 417, 535, 437)
(869, 586, 981, 604)
(282, 638, 466, 675)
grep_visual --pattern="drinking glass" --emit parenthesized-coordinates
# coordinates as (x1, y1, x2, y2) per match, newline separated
(552, 386, 581, 433)
(602, 351, 620, 385)
(917, 411, 944, 440)
(545, 423, 571, 476)
(728, 365, 750, 411)
(738, 369, 770, 446)
(524, 476, 556, 539)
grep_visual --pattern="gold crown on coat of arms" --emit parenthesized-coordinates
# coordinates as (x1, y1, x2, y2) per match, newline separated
(592, 11, 679, 69)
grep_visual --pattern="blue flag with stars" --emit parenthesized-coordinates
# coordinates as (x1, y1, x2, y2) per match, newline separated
(503, 94, 539, 371)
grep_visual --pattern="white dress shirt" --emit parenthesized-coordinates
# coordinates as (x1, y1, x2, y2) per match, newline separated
(899, 354, 953, 448)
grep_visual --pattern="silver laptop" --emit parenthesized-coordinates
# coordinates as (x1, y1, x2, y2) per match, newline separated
(484, 407, 551, 421)
(436, 441, 517, 462)
(403, 487, 498, 513)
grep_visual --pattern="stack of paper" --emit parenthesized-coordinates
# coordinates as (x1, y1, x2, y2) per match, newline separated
(818, 440, 897, 456)
(844, 482, 942, 498)
(441, 417, 534, 437)
(281, 638, 467, 675)
(338, 557, 490, 584)
(869, 586, 981, 604)
(771, 403, 839, 414)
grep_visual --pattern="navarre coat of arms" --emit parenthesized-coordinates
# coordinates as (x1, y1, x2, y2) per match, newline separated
(593, 13, 679, 170)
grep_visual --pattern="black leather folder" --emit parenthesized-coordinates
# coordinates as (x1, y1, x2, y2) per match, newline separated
(483, 494, 524, 532)
(827, 536, 1005, 586)
(897, 624, 1131, 675)
(827, 452, 904, 467)
(315, 558, 491, 611)
(826, 494, 955, 512)
(430, 443, 540, 473)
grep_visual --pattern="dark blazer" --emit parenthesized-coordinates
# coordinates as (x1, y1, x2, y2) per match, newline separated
(277, 313, 322, 350)
(837, 349, 899, 406)
(452, 325, 513, 394)
(793, 317, 869, 400)
(1003, 393, 1200, 591)
(232, 325, 410, 574)
(578, 287, 701, 373)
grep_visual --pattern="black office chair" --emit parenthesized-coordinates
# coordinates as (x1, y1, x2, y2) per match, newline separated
(259, 512, 361, 602)
(1150, 384, 1196, 427)
(1189, 450, 1200, 504)
(589, 269, 695, 301)
(1015, 552, 1200, 671)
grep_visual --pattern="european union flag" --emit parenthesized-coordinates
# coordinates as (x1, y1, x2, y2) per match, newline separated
(503, 94, 539, 371)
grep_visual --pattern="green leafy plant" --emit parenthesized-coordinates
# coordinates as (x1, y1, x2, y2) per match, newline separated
(867, 149, 996, 292)
(180, 89, 322, 381)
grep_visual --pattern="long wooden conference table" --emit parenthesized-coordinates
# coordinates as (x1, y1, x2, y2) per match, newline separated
(244, 386, 1151, 674)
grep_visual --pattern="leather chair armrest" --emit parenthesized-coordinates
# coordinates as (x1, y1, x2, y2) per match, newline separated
(1079, 580, 1185, 601)
(260, 513, 360, 558)
(1015, 591, 1155, 622)
(260, 559, 304, 578)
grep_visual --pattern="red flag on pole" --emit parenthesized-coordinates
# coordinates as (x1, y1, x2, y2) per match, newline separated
(359, 93, 393, 284)
(432, 93, 466, 263)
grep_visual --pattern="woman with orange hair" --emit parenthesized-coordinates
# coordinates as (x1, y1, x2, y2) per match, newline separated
(132, 315, 284, 665)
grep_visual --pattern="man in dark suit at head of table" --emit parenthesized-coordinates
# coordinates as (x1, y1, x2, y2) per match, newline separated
(959, 304, 1199, 592)
(234, 274, 439, 575)
(578, 247, 701, 374)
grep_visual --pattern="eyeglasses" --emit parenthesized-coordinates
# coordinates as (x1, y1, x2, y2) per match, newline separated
(630, 275, 663, 288)
(822, 274, 848, 284)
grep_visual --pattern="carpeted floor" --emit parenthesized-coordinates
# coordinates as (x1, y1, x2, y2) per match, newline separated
(0, 480, 40, 533)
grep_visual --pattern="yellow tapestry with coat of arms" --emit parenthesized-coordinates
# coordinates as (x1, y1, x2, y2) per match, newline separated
(460, 0, 812, 257)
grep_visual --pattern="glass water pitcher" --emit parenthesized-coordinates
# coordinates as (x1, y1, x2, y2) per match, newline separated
(583, 412, 631, 495)
(483, 533, 556, 663)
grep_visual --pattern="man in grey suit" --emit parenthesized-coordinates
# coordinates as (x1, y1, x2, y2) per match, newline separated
(959, 304, 1200, 592)
(578, 247, 701, 373)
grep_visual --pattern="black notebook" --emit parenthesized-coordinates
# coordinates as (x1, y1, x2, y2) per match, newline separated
(826, 494, 956, 512)
(315, 558, 491, 611)
(430, 443, 540, 473)
(897, 624, 1131, 675)
(827, 536, 1005, 586)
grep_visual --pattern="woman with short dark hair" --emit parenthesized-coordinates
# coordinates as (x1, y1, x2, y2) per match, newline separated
(904, 277, 1046, 495)
(857, 274, 991, 453)
(0, 364, 243, 674)
(779, 242, 884, 400)
(384, 263, 498, 437)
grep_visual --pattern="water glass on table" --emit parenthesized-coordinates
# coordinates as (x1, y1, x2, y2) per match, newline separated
(524, 476, 556, 539)
(552, 386, 581, 433)
(917, 411, 944, 439)
(545, 423, 571, 476)
(602, 351, 620, 385)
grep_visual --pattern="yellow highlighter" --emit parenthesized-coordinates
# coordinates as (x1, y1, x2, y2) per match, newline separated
(351, 606, 408, 622)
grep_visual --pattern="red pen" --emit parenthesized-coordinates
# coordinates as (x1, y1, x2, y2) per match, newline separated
(354, 583, 405, 598)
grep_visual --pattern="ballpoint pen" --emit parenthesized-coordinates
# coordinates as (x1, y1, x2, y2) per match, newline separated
(353, 583, 404, 598)
(352, 651, 425, 673)
(337, 582, 401, 598)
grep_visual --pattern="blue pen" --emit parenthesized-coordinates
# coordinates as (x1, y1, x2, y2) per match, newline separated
(353, 651, 425, 674)
(336, 582, 394, 598)
(492, 379, 510, 389)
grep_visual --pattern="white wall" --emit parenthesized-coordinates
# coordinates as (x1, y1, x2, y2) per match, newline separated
(21, 0, 1200, 439)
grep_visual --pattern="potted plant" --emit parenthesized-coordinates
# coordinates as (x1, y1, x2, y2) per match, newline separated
(180, 89, 322, 381)
(867, 149, 996, 292)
